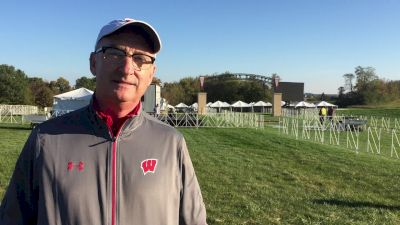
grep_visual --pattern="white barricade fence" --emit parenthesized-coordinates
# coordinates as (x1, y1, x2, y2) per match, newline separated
(291, 118, 299, 139)
(154, 112, 264, 128)
(314, 122, 325, 144)
(276, 115, 400, 159)
(346, 124, 359, 152)
(0, 104, 39, 123)
(381, 117, 390, 132)
(367, 127, 381, 154)
(391, 129, 400, 159)
(395, 118, 400, 130)
(370, 116, 378, 128)
(329, 124, 340, 146)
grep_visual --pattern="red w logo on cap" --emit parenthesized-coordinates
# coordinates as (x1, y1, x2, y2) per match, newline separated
(141, 159, 157, 175)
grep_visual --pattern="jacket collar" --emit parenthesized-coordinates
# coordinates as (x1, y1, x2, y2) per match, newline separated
(87, 96, 144, 139)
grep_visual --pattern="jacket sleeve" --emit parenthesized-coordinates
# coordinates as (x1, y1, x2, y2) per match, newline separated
(178, 137, 208, 225)
(0, 129, 39, 225)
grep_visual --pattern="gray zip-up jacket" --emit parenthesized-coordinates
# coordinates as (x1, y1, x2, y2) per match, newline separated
(0, 105, 207, 225)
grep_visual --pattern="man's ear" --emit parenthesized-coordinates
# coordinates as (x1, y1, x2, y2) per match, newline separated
(89, 53, 96, 76)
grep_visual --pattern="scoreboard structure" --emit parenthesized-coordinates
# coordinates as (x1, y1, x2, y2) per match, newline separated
(274, 82, 304, 102)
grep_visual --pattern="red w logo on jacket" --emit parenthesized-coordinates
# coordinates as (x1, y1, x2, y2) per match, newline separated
(141, 159, 157, 175)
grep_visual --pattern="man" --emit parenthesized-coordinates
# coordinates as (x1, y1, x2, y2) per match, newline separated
(319, 106, 327, 125)
(0, 18, 207, 225)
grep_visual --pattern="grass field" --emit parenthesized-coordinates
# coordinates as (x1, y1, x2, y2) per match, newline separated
(337, 108, 400, 119)
(1, 122, 400, 224)
(182, 128, 400, 224)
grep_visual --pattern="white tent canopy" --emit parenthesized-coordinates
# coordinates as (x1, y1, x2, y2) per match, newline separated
(222, 102, 231, 107)
(231, 100, 251, 108)
(175, 103, 188, 108)
(210, 101, 230, 108)
(295, 101, 316, 108)
(253, 101, 272, 107)
(308, 103, 316, 108)
(53, 88, 93, 114)
(317, 101, 336, 107)
(190, 102, 198, 109)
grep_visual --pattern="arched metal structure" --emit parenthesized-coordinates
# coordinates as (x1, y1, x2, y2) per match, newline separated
(204, 73, 272, 87)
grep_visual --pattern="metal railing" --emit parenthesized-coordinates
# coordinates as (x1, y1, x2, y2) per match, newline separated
(153, 112, 264, 128)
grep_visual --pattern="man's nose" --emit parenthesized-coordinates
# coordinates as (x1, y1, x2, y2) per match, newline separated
(119, 57, 138, 74)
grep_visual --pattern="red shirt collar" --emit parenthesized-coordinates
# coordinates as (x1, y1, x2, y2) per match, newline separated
(92, 95, 141, 137)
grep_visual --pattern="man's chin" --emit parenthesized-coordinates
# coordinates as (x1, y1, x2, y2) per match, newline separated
(113, 92, 140, 103)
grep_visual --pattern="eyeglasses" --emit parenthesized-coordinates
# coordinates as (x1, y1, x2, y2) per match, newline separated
(95, 46, 155, 71)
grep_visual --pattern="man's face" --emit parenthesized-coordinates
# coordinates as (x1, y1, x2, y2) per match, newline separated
(90, 30, 156, 106)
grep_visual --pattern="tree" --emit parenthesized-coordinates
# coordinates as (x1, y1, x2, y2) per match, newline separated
(354, 66, 379, 104)
(28, 77, 54, 107)
(354, 66, 378, 92)
(337, 66, 400, 106)
(161, 72, 272, 106)
(338, 87, 345, 97)
(56, 77, 71, 93)
(75, 76, 96, 91)
(152, 76, 162, 85)
(49, 77, 71, 94)
(0, 64, 32, 104)
(320, 92, 325, 101)
(162, 83, 186, 106)
(203, 72, 271, 103)
(343, 73, 355, 92)
(271, 73, 280, 90)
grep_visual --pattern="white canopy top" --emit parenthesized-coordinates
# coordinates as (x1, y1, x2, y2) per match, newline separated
(295, 101, 316, 108)
(175, 103, 189, 108)
(222, 102, 231, 107)
(210, 100, 230, 108)
(253, 101, 271, 107)
(317, 101, 336, 107)
(52, 88, 94, 114)
(167, 104, 175, 109)
(53, 88, 93, 101)
(190, 103, 198, 108)
(231, 100, 251, 108)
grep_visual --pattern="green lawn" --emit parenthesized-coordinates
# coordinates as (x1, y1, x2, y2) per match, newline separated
(0, 124, 31, 196)
(1, 123, 400, 224)
(337, 108, 400, 119)
(181, 127, 400, 224)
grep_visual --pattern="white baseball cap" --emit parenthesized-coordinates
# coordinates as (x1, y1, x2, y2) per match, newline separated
(95, 18, 161, 54)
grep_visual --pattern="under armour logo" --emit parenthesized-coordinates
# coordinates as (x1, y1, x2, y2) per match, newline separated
(67, 161, 85, 172)
(141, 159, 157, 175)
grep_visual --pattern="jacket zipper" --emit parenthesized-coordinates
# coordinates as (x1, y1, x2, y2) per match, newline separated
(110, 121, 128, 225)
(104, 112, 141, 225)
(111, 137, 117, 225)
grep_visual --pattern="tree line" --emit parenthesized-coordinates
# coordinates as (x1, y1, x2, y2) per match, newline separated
(336, 66, 400, 107)
(0, 64, 96, 108)
(162, 72, 273, 106)
(2, 64, 398, 109)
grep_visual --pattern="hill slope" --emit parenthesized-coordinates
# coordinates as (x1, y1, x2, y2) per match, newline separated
(181, 127, 400, 224)
(1, 124, 399, 224)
